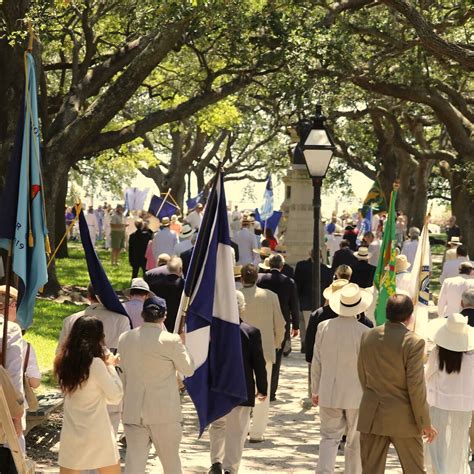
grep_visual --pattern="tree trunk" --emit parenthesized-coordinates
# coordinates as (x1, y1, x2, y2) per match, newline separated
(451, 167, 474, 257)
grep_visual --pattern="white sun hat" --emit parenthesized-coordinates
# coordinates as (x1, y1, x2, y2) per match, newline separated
(329, 283, 373, 317)
(322, 279, 350, 301)
(354, 247, 372, 260)
(427, 313, 474, 352)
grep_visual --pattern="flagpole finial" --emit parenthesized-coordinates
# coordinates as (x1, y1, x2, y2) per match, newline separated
(26, 20, 35, 52)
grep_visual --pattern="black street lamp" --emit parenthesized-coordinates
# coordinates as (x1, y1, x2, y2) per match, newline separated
(296, 105, 335, 311)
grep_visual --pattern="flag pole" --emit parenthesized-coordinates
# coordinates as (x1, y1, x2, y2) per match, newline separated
(155, 188, 172, 218)
(1, 241, 14, 367)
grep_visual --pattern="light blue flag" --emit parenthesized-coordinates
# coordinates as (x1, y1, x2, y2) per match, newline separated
(0, 53, 49, 328)
(259, 174, 273, 221)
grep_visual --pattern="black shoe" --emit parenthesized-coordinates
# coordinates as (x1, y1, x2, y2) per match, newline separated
(270, 396, 276, 402)
(208, 462, 223, 474)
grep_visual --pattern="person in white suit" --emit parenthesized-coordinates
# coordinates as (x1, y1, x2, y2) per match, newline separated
(85, 206, 99, 247)
(438, 262, 474, 317)
(118, 296, 194, 473)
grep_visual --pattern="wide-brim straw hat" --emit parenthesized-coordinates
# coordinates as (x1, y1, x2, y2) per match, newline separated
(395, 254, 411, 272)
(124, 278, 154, 297)
(323, 279, 349, 301)
(258, 258, 271, 271)
(449, 236, 462, 245)
(161, 217, 171, 227)
(253, 247, 272, 258)
(275, 244, 288, 255)
(0, 286, 18, 300)
(180, 223, 194, 239)
(427, 313, 474, 352)
(354, 247, 371, 260)
(329, 283, 373, 317)
(242, 214, 255, 224)
(234, 265, 243, 278)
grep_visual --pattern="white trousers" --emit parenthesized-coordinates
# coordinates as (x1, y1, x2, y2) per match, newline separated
(124, 422, 182, 474)
(209, 406, 251, 473)
(249, 361, 272, 439)
(317, 407, 361, 474)
(427, 406, 471, 474)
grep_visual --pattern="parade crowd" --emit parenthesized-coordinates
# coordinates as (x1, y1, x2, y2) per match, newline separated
(1, 201, 474, 474)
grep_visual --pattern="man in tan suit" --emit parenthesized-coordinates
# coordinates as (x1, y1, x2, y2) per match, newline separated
(240, 264, 286, 442)
(357, 294, 437, 473)
(118, 296, 194, 473)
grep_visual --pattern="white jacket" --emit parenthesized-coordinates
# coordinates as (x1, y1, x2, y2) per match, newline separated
(438, 275, 474, 317)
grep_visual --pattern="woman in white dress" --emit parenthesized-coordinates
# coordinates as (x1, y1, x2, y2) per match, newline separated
(55, 315, 123, 473)
(425, 313, 474, 474)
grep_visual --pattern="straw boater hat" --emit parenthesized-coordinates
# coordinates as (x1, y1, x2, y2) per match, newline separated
(179, 223, 194, 239)
(322, 279, 349, 301)
(161, 217, 171, 227)
(427, 313, 474, 352)
(354, 247, 371, 260)
(233, 265, 243, 278)
(275, 244, 288, 255)
(252, 247, 272, 258)
(0, 286, 18, 300)
(449, 236, 462, 245)
(241, 214, 255, 224)
(395, 254, 411, 273)
(329, 283, 373, 317)
(124, 278, 154, 297)
(258, 258, 271, 271)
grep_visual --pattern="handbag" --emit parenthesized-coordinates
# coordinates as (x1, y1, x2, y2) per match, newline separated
(23, 343, 39, 412)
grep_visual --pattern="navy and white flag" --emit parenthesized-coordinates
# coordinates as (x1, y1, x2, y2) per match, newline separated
(148, 194, 179, 219)
(186, 190, 204, 211)
(259, 174, 274, 221)
(175, 170, 247, 435)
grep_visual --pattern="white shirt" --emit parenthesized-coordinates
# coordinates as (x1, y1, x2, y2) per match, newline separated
(151, 228, 178, 261)
(438, 274, 474, 317)
(401, 239, 419, 267)
(234, 228, 256, 265)
(426, 348, 474, 411)
(327, 234, 342, 258)
(0, 317, 24, 400)
(186, 210, 202, 230)
(440, 257, 469, 285)
(173, 239, 193, 256)
(85, 213, 99, 236)
(122, 298, 145, 329)
(396, 271, 412, 294)
(368, 239, 381, 267)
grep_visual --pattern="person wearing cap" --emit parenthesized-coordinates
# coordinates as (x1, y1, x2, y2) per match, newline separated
(351, 247, 375, 289)
(185, 202, 204, 231)
(173, 223, 194, 256)
(395, 254, 412, 294)
(148, 257, 184, 332)
(118, 296, 194, 473)
(128, 218, 153, 279)
(401, 227, 421, 267)
(425, 313, 474, 473)
(239, 264, 285, 442)
(445, 236, 463, 262)
(331, 240, 358, 272)
(234, 215, 257, 265)
(440, 245, 470, 284)
(208, 290, 268, 473)
(357, 294, 437, 472)
(151, 217, 178, 262)
(311, 283, 373, 473)
(438, 261, 474, 317)
(123, 278, 154, 329)
(257, 254, 299, 401)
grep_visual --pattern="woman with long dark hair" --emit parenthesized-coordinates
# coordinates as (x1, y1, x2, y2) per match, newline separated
(426, 313, 474, 473)
(55, 316, 123, 473)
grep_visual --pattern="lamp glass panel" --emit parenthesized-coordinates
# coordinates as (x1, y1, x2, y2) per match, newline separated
(304, 129, 331, 147)
(303, 149, 333, 177)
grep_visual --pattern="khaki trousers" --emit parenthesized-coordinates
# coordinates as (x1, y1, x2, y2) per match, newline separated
(360, 432, 425, 474)
(209, 406, 251, 473)
(124, 422, 182, 473)
(249, 361, 273, 439)
(299, 310, 311, 350)
(317, 407, 361, 474)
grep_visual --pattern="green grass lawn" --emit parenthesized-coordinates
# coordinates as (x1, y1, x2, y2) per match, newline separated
(25, 241, 131, 385)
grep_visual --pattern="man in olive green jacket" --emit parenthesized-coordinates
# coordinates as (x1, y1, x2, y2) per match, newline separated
(357, 294, 437, 473)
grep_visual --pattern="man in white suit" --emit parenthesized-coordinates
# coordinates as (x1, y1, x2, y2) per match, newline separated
(118, 296, 194, 473)
(438, 262, 474, 317)
(439, 245, 470, 285)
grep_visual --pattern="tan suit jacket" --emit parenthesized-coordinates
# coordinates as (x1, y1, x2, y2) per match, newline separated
(118, 322, 194, 425)
(240, 285, 286, 363)
(357, 322, 430, 438)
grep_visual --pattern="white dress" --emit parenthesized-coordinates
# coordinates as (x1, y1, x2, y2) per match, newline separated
(59, 358, 123, 469)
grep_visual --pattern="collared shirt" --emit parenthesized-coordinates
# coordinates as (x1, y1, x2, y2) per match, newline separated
(123, 298, 145, 329)
(234, 228, 256, 265)
(151, 228, 178, 260)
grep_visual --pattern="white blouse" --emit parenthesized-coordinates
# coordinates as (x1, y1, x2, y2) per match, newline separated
(425, 347, 474, 412)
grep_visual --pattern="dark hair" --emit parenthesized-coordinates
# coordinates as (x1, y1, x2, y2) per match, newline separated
(87, 283, 98, 302)
(142, 305, 166, 322)
(340, 239, 349, 248)
(54, 316, 105, 394)
(265, 227, 274, 239)
(130, 288, 149, 297)
(386, 294, 414, 323)
(457, 245, 468, 257)
(241, 264, 258, 285)
(459, 262, 473, 275)
(437, 346, 463, 374)
(268, 254, 283, 269)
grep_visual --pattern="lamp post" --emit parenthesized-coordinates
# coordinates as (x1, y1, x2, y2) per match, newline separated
(296, 105, 335, 311)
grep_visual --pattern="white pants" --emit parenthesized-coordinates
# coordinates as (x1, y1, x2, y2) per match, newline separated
(124, 422, 182, 473)
(249, 361, 272, 440)
(317, 407, 361, 474)
(427, 406, 471, 474)
(209, 406, 251, 473)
